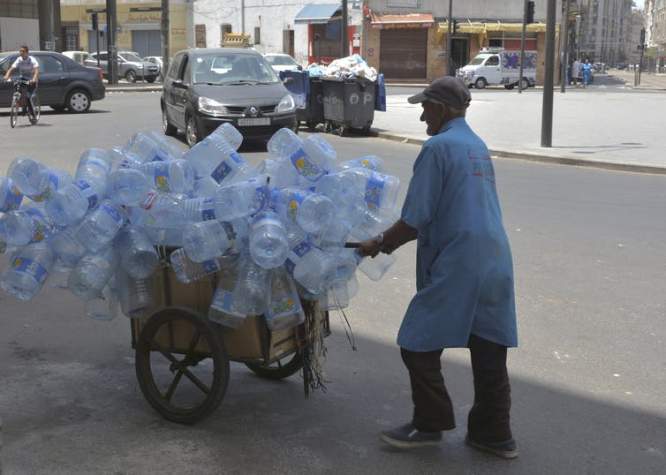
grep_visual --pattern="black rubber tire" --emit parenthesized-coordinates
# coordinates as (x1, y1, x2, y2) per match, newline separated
(66, 89, 91, 113)
(186, 114, 200, 147)
(125, 70, 137, 83)
(520, 78, 530, 90)
(245, 352, 303, 380)
(504, 84, 515, 90)
(10, 98, 17, 128)
(135, 308, 229, 425)
(162, 106, 177, 136)
(475, 78, 487, 89)
(306, 121, 317, 131)
(146, 77, 156, 84)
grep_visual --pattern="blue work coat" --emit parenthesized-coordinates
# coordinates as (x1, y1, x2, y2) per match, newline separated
(398, 117, 518, 351)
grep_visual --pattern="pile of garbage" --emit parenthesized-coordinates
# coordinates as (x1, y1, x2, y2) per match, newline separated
(0, 124, 399, 331)
(306, 54, 378, 82)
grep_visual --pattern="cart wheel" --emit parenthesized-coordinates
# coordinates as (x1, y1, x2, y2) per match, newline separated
(135, 308, 229, 424)
(337, 125, 346, 137)
(245, 352, 303, 380)
(306, 121, 317, 131)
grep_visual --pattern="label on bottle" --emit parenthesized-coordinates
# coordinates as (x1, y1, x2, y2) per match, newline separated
(202, 259, 221, 274)
(31, 172, 60, 202)
(285, 240, 312, 275)
(253, 185, 270, 215)
(74, 180, 99, 209)
(289, 148, 324, 182)
(269, 296, 300, 319)
(100, 203, 124, 226)
(230, 151, 245, 165)
(23, 208, 49, 242)
(201, 197, 216, 221)
(210, 160, 233, 184)
(11, 257, 48, 284)
(152, 162, 171, 191)
(213, 288, 235, 313)
(1, 184, 22, 211)
(365, 174, 385, 211)
(286, 190, 306, 222)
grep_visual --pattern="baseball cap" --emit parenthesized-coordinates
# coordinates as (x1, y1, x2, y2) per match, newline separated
(407, 76, 472, 110)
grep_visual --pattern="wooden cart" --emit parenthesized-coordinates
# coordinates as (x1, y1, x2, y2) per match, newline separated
(129, 259, 329, 424)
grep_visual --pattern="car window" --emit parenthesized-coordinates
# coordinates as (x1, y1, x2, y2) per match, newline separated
(0, 56, 16, 75)
(192, 53, 278, 85)
(266, 55, 296, 66)
(469, 55, 486, 66)
(97, 53, 108, 61)
(121, 52, 143, 63)
(168, 54, 182, 79)
(182, 56, 192, 84)
(485, 56, 500, 66)
(37, 55, 65, 74)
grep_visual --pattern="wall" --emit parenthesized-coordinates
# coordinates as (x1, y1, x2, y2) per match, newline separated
(0, 17, 40, 50)
(367, 0, 555, 21)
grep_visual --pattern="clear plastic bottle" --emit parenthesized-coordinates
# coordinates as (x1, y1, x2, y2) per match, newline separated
(356, 251, 397, 281)
(107, 148, 153, 206)
(0, 206, 53, 246)
(116, 226, 159, 279)
(169, 248, 225, 284)
(249, 211, 289, 269)
(76, 200, 126, 252)
(125, 131, 182, 163)
(45, 148, 112, 225)
(361, 170, 400, 212)
(0, 177, 23, 212)
(182, 220, 232, 263)
(209, 269, 247, 328)
(0, 242, 55, 300)
(340, 155, 385, 173)
(184, 123, 246, 181)
(256, 157, 299, 189)
(180, 196, 218, 222)
(85, 284, 120, 321)
(140, 159, 195, 194)
(285, 239, 336, 295)
(230, 255, 269, 316)
(68, 247, 118, 300)
(267, 129, 332, 182)
(213, 176, 270, 221)
(50, 225, 87, 268)
(273, 188, 334, 234)
(8, 157, 72, 202)
(116, 269, 153, 319)
(265, 267, 305, 331)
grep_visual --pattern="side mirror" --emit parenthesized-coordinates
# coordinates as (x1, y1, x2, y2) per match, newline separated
(297, 65, 303, 71)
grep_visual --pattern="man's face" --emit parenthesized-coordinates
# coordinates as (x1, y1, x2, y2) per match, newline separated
(19, 48, 28, 59)
(420, 101, 446, 136)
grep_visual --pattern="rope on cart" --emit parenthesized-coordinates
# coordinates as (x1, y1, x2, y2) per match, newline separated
(302, 300, 327, 398)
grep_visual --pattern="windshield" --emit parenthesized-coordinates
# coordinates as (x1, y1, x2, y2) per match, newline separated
(266, 55, 297, 66)
(469, 55, 488, 66)
(121, 53, 143, 62)
(192, 53, 279, 85)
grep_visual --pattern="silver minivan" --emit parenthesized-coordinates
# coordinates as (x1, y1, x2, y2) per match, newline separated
(85, 51, 159, 83)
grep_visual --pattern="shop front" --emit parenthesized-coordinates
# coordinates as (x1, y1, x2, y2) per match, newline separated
(294, 3, 359, 65)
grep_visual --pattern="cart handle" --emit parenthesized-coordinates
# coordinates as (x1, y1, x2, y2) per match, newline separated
(344, 242, 361, 249)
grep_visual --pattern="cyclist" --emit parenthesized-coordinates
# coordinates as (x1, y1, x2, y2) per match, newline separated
(3, 45, 40, 117)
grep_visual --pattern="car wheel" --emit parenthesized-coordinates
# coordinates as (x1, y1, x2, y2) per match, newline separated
(475, 78, 487, 89)
(520, 77, 530, 90)
(186, 114, 199, 147)
(125, 70, 137, 83)
(146, 77, 156, 84)
(66, 89, 91, 113)
(162, 107, 177, 137)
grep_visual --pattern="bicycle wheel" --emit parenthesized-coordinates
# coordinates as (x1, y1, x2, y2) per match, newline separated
(30, 94, 40, 125)
(10, 97, 17, 128)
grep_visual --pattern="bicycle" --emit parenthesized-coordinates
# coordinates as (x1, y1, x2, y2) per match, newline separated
(9, 78, 40, 128)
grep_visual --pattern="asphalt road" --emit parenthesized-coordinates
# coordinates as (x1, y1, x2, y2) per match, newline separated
(0, 92, 664, 474)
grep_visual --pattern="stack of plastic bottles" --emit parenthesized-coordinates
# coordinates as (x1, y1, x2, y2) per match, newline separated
(0, 124, 400, 331)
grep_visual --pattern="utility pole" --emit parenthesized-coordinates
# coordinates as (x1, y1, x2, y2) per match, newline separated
(541, 0, 557, 147)
(636, 28, 646, 86)
(106, 0, 118, 84)
(560, 0, 570, 92)
(447, 0, 454, 75)
(161, 0, 170, 78)
(341, 0, 349, 57)
(519, 0, 528, 93)
(241, 0, 245, 34)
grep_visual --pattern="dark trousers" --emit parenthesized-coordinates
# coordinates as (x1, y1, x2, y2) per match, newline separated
(400, 334, 512, 442)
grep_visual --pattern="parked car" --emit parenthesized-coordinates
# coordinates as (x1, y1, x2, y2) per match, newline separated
(458, 48, 537, 89)
(162, 48, 297, 145)
(0, 50, 105, 113)
(85, 51, 159, 83)
(264, 53, 302, 73)
(144, 55, 164, 80)
(62, 50, 91, 65)
(615, 62, 627, 70)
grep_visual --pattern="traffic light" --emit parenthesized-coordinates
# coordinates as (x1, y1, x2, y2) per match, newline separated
(453, 19, 458, 34)
(525, 1, 535, 24)
(91, 12, 98, 31)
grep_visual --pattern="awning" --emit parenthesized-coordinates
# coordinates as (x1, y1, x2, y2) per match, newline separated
(370, 12, 434, 29)
(438, 21, 549, 34)
(294, 4, 341, 25)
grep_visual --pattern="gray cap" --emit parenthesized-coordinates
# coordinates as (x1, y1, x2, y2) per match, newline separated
(407, 76, 472, 110)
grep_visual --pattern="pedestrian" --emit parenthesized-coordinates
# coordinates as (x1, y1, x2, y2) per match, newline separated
(359, 77, 518, 459)
(582, 59, 592, 87)
(572, 58, 581, 87)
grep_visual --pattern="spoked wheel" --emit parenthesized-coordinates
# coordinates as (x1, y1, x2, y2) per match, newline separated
(29, 95, 40, 125)
(10, 98, 17, 128)
(135, 308, 229, 424)
(245, 352, 303, 380)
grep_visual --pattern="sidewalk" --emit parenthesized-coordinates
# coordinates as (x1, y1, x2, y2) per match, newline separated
(104, 80, 162, 93)
(608, 70, 666, 91)
(372, 89, 666, 174)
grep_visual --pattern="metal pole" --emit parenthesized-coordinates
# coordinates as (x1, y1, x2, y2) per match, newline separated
(541, 0, 557, 147)
(96, 27, 100, 68)
(518, 0, 527, 93)
(106, 0, 117, 85)
(447, 0, 453, 75)
(161, 0, 170, 77)
(341, 0, 349, 57)
(241, 0, 245, 34)
(560, 0, 570, 92)
(638, 45, 645, 85)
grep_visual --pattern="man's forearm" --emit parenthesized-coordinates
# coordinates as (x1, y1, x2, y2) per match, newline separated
(381, 219, 417, 254)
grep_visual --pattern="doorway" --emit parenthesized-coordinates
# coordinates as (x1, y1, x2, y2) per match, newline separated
(450, 37, 469, 71)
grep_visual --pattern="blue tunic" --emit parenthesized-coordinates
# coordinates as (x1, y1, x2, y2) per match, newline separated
(398, 117, 518, 351)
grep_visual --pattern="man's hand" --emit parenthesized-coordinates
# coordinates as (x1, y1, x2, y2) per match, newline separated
(358, 237, 382, 258)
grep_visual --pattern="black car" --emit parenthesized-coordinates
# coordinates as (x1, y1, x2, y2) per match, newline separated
(161, 48, 297, 145)
(0, 51, 105, 113)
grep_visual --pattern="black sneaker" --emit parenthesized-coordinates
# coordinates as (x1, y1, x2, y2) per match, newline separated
(465, 434, 519, 459)
(380, 423, 442, 449)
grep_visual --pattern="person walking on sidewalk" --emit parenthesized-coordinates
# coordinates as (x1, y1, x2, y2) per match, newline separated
(572, 58, 581, 87)
(582, 59, 593, 88)
(359, 77, 519, 459)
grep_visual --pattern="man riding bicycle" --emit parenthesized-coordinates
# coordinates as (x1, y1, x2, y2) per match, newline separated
(3, 45, 39, 116)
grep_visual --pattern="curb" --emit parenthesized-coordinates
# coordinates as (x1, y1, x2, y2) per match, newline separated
(106, 86, 163, 93)
(371, 130, 666, 176)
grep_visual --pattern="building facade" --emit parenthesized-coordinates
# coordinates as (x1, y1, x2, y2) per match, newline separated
(60, 0, 192, 57)
(363, 0, 557, 84)
(577, 0, 633, 64)
(645, 0, 666, 70)
(191, 0, 363, 66)
(0, 0, 62, 52)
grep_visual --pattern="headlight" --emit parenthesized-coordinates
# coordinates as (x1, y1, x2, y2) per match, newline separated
(198, 97, 228, 117)
(276, 94, 296, 113)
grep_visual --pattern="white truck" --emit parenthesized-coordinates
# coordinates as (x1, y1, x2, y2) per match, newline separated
(457, 48, 537, 90)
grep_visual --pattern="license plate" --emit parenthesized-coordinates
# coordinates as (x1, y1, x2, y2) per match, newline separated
(238, 117, 270, 126)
